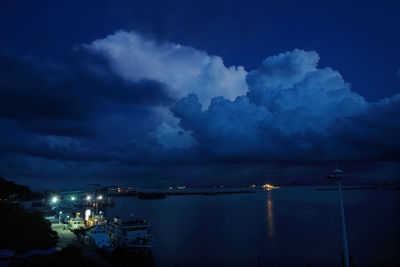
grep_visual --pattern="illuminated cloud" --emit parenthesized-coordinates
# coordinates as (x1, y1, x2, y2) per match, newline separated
(84, 30, 248, 108)
(0, 33, 399, 185)
(172, 49, 398, 163)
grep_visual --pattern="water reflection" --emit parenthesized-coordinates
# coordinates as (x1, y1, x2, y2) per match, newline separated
(266, 190, 275, 241)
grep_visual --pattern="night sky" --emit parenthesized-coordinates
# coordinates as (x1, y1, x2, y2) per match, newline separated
(0, 0, 399, 189)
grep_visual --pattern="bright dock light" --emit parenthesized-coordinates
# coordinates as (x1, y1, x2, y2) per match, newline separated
(71, 196, 76, 201)
(86, 196, 91, 200)
(85, 209, 91, 220)
(51, 196, 58, 203)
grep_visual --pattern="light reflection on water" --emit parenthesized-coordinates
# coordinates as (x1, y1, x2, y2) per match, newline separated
(266, 190, 275, 241)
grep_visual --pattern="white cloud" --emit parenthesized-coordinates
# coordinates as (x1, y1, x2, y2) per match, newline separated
(247, 49, 368, 133)
(85, 30, 248, 108)
(81, 34, 398, 163)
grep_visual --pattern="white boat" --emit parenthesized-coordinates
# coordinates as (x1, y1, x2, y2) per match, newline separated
(68, 217, 85, 230)
(107, 217, 153, 249)
(86, 225, 113, 252)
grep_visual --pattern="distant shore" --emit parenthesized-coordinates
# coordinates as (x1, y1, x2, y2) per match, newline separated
(114, 189, 256, 197)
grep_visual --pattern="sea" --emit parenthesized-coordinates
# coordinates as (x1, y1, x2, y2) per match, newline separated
(106, 186, 400, 266)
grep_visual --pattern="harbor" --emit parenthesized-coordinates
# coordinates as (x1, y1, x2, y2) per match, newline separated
(43, 189, 155, 265)
(1, 176, 400, 266)
(7, 184, 271, 266)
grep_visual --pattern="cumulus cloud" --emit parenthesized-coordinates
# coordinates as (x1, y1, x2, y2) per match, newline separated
(172, 49, 398, 164)
(84, 30, 248, 108)
(247, 50, 368, 132)
(1, 32, 399, 184)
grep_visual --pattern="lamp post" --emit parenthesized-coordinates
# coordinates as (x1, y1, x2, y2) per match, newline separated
(327, 169, 350, 267)
(51, 196, 58, 204)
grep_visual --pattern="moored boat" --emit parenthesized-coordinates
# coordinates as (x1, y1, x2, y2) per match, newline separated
(107, 217, 153, 249)
(68, 216, 85, 230)
(85, 225, 114, 252)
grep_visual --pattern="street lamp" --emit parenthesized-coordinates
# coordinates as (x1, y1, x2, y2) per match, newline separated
(51, 196, 58, 204)
(327, 169, 350, 267)
(85, 209, 91, 221)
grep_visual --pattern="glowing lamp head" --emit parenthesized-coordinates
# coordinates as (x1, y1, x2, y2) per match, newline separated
(85, 209, 91, 220)
(97, 195, 103, 200)
(86, 196, 91, 200)
(51, 197, 58, 203)
(71, 196, 76, 201)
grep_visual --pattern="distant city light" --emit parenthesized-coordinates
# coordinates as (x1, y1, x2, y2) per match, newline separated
(97, 195, 103, 200)
(71, 196, 76, 201)
(51, 196, 58, 203)
(261, 184, 280, 191)
(86, 196, 91, 200)
(59, 211, 62, 214)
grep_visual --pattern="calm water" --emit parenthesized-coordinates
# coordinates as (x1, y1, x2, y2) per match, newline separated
(107, 186, 400, 266)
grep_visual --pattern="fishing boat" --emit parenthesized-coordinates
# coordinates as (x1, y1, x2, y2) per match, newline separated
(107, 217, 153, 249)
(68, 216, 85, 230)
(85, 225, 114, 252)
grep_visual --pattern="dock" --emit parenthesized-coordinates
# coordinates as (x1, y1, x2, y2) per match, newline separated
(50, 220, 111, 266)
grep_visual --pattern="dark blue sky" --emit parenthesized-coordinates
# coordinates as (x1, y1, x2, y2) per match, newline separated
(1, 0, 399, 100)
(0, 0, 399, 189)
